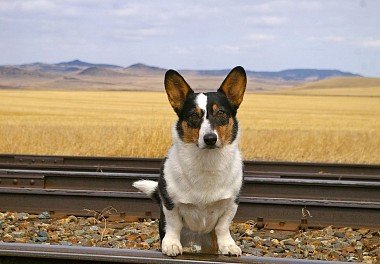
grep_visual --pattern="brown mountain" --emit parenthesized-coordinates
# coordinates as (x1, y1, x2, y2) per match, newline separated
(0, 66, 51, 78)
(124, 63, 166, 75)
(0, 60, 367, 91)
(78, 67, 126, 77)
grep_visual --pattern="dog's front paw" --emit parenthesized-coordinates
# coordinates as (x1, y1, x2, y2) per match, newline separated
(218, 241, 242, 256)
(161, 236, 183, 256)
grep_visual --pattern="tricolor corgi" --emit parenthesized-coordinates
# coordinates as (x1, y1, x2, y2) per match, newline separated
(133, 66, 246, 256)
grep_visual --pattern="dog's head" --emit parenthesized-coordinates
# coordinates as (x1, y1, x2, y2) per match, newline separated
(165, 66, 246, 149)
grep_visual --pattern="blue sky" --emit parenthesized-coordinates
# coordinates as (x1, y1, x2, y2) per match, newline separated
(0, 0, 379, 76)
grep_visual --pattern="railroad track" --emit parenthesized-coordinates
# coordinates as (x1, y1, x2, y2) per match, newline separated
(0, 154, 379, 263)
(0, 154, 379, 228)
(0, 154, 379, 180)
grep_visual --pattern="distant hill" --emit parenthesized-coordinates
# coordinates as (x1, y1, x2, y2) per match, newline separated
(180, 69, 229, 76)
(57, 59, 122, 69)
(19, 60, 122, 73)
(9, 60, 361, 81)
(250, 69, 359, 81)
(0, 66, 30, 77)
(124, 63, 166, 74)
(293, 76, 380, 89)
(0, 59, 369, 91)
(0, 66, 50, 78)
(78, 67, 126, 77)
(185, 68, 359, 81)
(283, 76, 380, 96)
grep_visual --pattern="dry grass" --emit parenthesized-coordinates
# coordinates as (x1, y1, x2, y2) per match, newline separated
(240, 93, 380, 163)
(0, 90, 379, 164)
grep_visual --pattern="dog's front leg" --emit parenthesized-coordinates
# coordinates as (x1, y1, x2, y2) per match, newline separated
(161, 206, 183, 256)
(215, 202, 242, 256)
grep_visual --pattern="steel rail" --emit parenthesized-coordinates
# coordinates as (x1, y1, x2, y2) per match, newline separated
(0, 187, 379, 228)
(0, 154, 379, 180)
(0, 242, 352, 264)
(1, 169, 379, 202)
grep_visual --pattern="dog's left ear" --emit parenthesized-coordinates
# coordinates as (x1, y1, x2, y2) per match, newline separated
(218, 66, 246, 110)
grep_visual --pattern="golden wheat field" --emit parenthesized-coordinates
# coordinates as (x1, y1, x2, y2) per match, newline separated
(0, 90, 379, 164)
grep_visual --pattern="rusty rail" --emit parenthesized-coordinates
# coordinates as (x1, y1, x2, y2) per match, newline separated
(0, 154, 379, 180)
(0, 168, 379, 227)
(0, 243, 352, 264)
(1, 169, 379, 202)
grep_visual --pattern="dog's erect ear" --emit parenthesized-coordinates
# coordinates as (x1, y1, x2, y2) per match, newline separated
(218, 66, 247, 110)
(165, 69, 194, 114)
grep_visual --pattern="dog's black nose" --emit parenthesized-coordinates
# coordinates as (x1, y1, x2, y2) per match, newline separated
(204, 133, 217, 146)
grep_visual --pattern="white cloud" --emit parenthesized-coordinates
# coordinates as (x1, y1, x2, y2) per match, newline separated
(112, 6, 139, 17)
(244, 33, 276, 41)
(20, 0, 56, 11)
(246, 0, 322, 13)
(215, 45, 242, 54)
(111, 27, 167, 42)
(359, 38, 380, 48)
(307, 36, 346, 43)
(174, 46, 191, 55)
(0, 0, 83, 18)
(213, 33, 276, 54)
(325, 36, 345, 43)
(246, 16, 287, 26)
(0, 0, 56, 13)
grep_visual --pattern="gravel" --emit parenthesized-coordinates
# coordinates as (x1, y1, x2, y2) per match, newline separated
(0, 211, 378, 263)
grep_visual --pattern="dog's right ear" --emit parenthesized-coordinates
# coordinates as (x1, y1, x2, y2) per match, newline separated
(218, 66, 246, 110)
(164, 69, 194, 114)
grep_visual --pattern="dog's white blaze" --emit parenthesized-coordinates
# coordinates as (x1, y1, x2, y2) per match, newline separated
(196, 93, 207, 111)
(196, 93, 218, 148)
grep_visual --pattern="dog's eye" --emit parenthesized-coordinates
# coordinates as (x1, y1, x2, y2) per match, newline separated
(189, 113, 199, 119)
(217, 110, 225, 116)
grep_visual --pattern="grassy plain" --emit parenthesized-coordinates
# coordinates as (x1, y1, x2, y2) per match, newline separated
(0, 90, 379, 164)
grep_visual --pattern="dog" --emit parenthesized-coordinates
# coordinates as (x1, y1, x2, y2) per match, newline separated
(133, 66, 246, 256)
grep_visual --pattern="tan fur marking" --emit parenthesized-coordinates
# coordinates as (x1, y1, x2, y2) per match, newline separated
(195, 106, 203, 116)
(181, 121, 200, 143)
(215, 118, 234, 146)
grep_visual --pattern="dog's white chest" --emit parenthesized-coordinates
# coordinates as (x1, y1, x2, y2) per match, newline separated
(178, 199, 230, 233)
